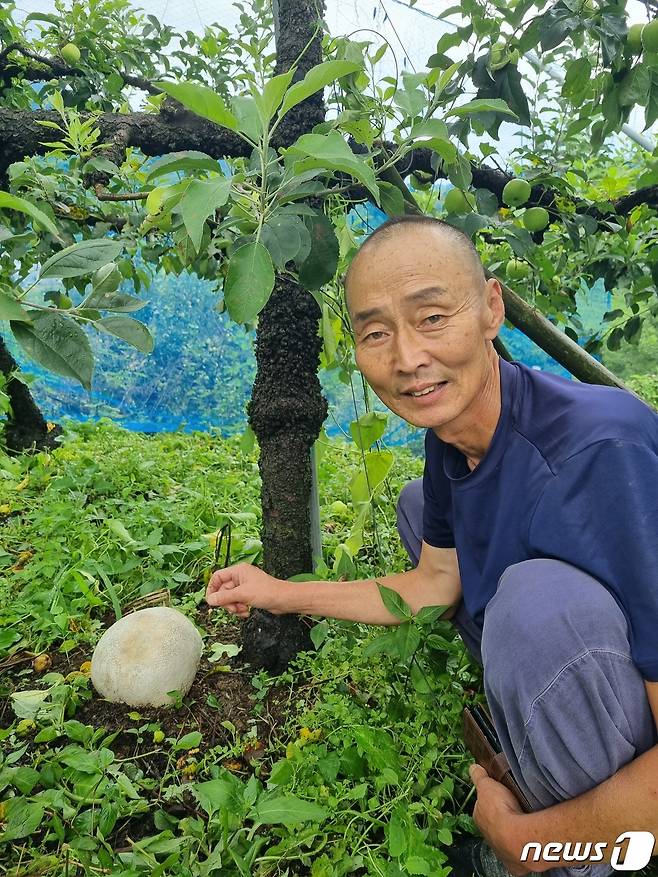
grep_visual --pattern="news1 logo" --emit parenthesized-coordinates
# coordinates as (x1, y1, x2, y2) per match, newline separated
(520, 831, 655, 870)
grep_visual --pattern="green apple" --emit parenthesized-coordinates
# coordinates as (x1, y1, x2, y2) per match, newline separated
(506, 259, 531, 281)
(61, 42, 81, 64)
(444, 187, 475, 214)
(523, 207, 550, 232)
(502, 178, 532, 208)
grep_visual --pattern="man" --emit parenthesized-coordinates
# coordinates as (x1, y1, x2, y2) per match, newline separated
(206, 215, 658, 877)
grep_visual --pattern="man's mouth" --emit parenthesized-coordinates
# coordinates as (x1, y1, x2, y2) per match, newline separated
(404, 382, 447, 399)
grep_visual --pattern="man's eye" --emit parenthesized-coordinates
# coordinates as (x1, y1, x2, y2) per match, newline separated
(365, 331, 386, 341)
(424, 314, 444, 325)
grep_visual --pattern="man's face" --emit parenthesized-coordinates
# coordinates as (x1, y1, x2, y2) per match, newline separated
(346, 227, 504, 431)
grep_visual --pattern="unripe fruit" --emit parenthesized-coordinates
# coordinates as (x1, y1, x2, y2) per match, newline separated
(16, 719, 37, 737)
(444, 187, 475, 214)
(627, 23, 644, 54)
(502, 178, 532, 208)
(523, 207, 550, 232)
(59, 294, 73, 309)
(642, 20, 658, 53)
(153, 729, 165, 743)
(489, 41, 508, 72)
(329, 500, 348, 516)
(32, 653, 52, 673)
(508, 48, 520, 65)
(506, 259, 531, 281)
(61, 43, 81, 64)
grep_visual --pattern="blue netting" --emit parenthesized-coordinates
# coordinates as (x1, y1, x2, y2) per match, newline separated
(4, 203, 609, 454)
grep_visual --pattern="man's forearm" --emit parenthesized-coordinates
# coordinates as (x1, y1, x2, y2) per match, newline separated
(507, 743, 658, 871)
(277, 567, 455, 625)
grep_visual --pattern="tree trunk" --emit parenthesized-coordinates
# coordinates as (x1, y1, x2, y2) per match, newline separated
(0, 333, 61, 452)
(242, 0, 328, 673)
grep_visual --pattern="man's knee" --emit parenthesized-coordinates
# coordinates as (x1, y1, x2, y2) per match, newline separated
(396, 478, 423, 525)
(396, 478, 424, 568)
(482, 559, 632, 682)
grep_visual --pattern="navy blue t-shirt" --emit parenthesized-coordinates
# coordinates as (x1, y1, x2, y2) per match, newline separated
(422, 358, 658, 681)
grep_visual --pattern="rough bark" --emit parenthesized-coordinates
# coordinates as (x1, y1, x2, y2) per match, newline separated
(0, 333, 61, 452)
(242, 0, 328, 673)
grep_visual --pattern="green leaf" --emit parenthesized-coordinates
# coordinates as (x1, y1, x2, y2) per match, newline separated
(349, 411, 388, 449)
(231, 95, 262, 142)
(224, 241, 275, 324)
(258, 69, 296, 122)
(350, 449, 394, 505)
(175, 731, 202, 751)
(96, 316, 154, 353)
(2, 798, 45, 841)
(415, 605, 449, 624)
(0, 192, 61, 239)
(83, 290, 146, 313)
(395, 621, 421, 660)
(287, 131, 379, 200)
(298, 211, 339, 290)
(146, 151, 221, 182)
(39, 239, 122, 280)
(180, 176, 231, 252)
(155, 81, 239, 132)
(195, 776, 245, 816)
(278, 60, 361, 118)
(11, 311, 94, 390)
(618, 66, 651, 108)
(92, 262, 122, 295)
(379, 182, 406, 217)
(0, 292, 32, 322)
(250, 794, 327, 825)
(261, 214, 310, 269)
(405, 855, 431, 875)
(561, 58, 592, 101)
(268, 759, 294, 787)
(387, 807, 408, 857)
(410, 660, 432, 693)
(377, 583, 413, 622)
(310, 620, 329, 648)
(448, 98, 517, 119)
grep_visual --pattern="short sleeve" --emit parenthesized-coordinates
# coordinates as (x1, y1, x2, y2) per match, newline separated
(422, 430, 455, 549)
(527, 440, 658, 681)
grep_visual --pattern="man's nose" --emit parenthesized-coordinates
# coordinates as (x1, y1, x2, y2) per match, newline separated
(392, 325, 432, 373)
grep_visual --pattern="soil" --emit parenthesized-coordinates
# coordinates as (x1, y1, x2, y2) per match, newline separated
(0, 605, 295, 851)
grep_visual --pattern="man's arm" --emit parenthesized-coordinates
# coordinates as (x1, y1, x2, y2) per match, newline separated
(473, 681, 658, 873)
(205, 540, 462, 625)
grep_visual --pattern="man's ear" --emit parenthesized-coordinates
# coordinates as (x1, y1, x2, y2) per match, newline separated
(483, 277, 505, 339)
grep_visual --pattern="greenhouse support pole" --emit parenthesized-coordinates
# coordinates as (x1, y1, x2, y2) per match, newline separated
(309, 444, 323, 570)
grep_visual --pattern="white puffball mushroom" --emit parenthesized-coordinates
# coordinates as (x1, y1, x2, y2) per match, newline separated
(91, 607, 203, 707)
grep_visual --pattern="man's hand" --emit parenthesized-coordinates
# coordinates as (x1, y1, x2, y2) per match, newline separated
(469, 763, 530, 876)
(205, 563, 288, 619)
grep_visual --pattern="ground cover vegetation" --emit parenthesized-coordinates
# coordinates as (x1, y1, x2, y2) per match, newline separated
(2, 0, 658, 873)
(0, 423, 485, 877)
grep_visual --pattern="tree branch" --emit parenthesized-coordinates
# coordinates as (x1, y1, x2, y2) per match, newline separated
(0, 105, 251, 180)
(0, 42, 160, 94)
(401, 145, 658, 226)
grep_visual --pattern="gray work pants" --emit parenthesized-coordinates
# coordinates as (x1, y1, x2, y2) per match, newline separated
(396, 478, 657, 877)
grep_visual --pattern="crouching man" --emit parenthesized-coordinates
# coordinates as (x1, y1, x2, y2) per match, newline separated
(207, 215, 658, 877)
